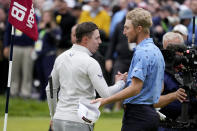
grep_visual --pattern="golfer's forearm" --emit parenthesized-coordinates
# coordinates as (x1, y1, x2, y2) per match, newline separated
(102, 78, 143, 105)
(154, 92, 176, 108)
(103, 85, 141, 105)
(108, 80, 125, 95)
(93, 76, 125, 98)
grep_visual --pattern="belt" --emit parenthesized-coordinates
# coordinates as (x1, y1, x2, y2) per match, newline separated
(123, 104, 153, 109)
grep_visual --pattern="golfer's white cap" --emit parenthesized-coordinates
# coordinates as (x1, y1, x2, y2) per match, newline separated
(77, 98, 101, 124)
(173, 24, 188, 36)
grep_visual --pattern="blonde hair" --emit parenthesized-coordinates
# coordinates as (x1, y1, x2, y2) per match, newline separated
(126, 8, 152, 34)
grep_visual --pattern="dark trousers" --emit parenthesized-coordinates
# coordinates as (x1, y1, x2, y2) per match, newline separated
(158, 127, 197, 131)
(121, 104, 159, 131)
(0, 59, 8, 94)
(35, 55, 56, 100)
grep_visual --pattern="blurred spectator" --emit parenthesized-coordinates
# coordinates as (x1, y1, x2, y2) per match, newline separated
(0, 7, 6, 59)
(179, 0, 190, 11)
(42, 0, 54, 12)
(64, 0, 76, 9)
(71, 2, 82, 22)
(54, 0, 76, 54)
(81, 0, 92, 11)
(34, 0, 46, 22)
(0, 7, 7, 94)
(109, 0, 136, 38)
(34, 10, 61, 101)
(179, 8, 193, 27)
(0, 0, 9, 12)
(147, 0, 160, 16)
(173, 24, 188, 42)
(104, 17, 134, 112)
(111, 4, 121, 17)
(178, 8, 193, 45)
(190, 0, 197, 16)
(152, 5, 174, 46)
(100, 0, 111, 15)
(3, 23, 35, 98)
(187, 0, 197, 46)
(79, 0, 111, 36)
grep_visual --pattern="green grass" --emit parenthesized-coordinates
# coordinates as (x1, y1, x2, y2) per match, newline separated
(95, 118, 122, 131)
(0, 95, 123, 131)
(0, 117, 122, 131)
(0, 117, 50, 131)
(0, 95, 49, 117)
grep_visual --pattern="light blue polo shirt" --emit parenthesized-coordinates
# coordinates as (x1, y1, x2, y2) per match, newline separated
(123, 38, 165, 105)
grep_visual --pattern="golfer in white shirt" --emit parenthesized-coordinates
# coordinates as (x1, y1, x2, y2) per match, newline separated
(46, 22, 127, 131)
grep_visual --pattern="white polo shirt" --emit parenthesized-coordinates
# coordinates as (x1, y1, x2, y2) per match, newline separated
(46, 44, 125, 123)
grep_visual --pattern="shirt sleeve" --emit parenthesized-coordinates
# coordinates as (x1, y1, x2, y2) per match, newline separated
(46, 59, 60, 119)
(87, 60, 125, 98)
(131, 51, 148, 82)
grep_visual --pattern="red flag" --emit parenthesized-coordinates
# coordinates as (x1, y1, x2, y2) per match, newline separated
(8, 0, 38, 41)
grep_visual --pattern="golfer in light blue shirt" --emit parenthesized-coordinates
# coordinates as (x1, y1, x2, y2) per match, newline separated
(124, 38, 165, 105)
(92, 8, 165, 131)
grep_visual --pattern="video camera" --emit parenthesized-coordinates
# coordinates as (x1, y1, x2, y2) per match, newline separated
(161, 44, 197, 128)
(162, 44, 197, 71)
(159, 16, 197, 129)
(162, 44, 197, 93)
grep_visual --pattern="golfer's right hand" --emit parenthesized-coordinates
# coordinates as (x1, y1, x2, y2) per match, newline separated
(115, 71, 127, 82)
(91, 98, 106, 107)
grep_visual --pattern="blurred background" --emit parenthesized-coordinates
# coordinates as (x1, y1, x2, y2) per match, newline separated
(0, 0, 197, 130)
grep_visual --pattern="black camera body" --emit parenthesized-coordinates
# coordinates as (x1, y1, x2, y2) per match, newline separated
(162, 44, 197, 89)
(175, 47, 197, 70)
(163, 44, 197, 69)
(161, 44, 197, 129)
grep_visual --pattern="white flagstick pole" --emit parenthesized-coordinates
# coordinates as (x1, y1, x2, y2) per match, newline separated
(3, 25, 15, 131)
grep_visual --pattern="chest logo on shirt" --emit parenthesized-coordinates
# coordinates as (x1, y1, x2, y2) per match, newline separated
(69, 53, 74, 57)
(97, 74, 103, 79)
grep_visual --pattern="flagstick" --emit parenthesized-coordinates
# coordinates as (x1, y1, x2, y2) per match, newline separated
(3, 25, 15, 131)
(192, 16, 195, 47)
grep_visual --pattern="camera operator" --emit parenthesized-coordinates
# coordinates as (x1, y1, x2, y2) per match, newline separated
(158, 32, 197, 131)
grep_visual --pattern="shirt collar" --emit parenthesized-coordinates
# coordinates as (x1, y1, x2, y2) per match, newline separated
(72, 44, 93, 56)
(135, 38, 153, 50)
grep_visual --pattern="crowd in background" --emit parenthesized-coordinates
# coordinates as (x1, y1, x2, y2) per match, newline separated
(0, 0, 196, 108)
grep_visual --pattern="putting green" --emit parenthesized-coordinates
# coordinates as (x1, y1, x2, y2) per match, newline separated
(0, 117, 122, 131)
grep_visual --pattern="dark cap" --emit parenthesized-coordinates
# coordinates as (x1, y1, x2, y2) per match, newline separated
(128, 2, 137, 11)
(160, 5, 174, 14)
